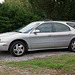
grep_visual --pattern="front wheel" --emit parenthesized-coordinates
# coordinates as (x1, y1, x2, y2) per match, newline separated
(69, 39, 75, 52)
(9, 41, 26, 57)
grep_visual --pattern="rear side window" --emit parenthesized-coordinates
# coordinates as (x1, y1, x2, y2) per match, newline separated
(53, 23, 70, 32)
(67, 23, 75, 29)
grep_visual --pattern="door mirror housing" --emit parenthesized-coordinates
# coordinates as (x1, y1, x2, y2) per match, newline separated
(33, 30, 40, 34)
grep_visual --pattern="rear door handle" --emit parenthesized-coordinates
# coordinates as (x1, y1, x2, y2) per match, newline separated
(48, 35, 52, 37)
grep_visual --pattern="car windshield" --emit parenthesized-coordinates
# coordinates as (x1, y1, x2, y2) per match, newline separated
(67, 23, 75, 29)
(16, 22, 39, 33)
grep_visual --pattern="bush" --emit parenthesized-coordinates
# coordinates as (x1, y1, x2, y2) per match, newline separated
(0, 3, 42, 33)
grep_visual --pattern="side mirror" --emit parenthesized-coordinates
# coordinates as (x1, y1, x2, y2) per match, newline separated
(33, 30, 40, 34)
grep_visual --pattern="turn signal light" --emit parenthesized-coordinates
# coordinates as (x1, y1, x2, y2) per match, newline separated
(3, 44, 7, 46)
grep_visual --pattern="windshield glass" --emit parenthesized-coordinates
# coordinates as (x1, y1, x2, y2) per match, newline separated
(17, 22, 39, 33)
(67, 23, 75, 29)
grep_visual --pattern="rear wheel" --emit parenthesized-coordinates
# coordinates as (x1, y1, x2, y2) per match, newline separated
(9, 41, 27, 57)
(69, 39, 75, 52)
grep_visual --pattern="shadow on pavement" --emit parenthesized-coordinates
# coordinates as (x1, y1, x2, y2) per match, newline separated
(0, 48, 69, 55)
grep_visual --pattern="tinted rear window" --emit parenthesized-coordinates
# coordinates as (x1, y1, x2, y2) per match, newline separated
(67, 23, 75, 29)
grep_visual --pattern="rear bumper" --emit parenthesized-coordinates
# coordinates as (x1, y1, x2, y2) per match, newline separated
(0, 43, 8, 51)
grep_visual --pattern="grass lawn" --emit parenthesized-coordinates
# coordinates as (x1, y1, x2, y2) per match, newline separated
(2, 54, 75, 74)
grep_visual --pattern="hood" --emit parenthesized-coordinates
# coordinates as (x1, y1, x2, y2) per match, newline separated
(0, 31, 28, 41)
(0, 32, 19, 37)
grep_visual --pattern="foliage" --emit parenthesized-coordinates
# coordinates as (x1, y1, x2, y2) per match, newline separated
(0, 0, 75, 33)
(29, 0, 75, 20)
(5, 0, 30, 7)
(0, 2, 42, 33)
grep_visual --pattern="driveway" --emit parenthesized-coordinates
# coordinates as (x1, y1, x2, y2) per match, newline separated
(0, 49, 75, 62)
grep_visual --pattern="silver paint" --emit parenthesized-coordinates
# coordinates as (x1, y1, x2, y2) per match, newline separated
(0, 21, 75, 51)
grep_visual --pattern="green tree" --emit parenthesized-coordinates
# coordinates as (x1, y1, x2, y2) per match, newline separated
(0, 2, 42, 33)
(29, 0, 75, 20)
(28, 0, 56, 18)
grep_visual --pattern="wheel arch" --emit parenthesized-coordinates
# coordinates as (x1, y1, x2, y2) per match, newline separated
(68, 38, 75, 48)
(68, 37, 75, 51)
(8, 39, 28, 51)
(70, 38, 75, 44)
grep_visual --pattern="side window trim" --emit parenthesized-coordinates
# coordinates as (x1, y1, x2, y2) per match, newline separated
(52, 23, 56, 32)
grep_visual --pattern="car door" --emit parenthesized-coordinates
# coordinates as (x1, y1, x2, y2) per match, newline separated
(29, 23, 54, 49)
(52, 22, 72, 48)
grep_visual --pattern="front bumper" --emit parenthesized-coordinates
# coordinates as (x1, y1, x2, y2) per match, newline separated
(0, 43, 9, 51)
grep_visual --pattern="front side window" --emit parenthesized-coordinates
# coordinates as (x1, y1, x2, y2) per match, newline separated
(67, 23, 75, 29)
(53, 23, 70, 32)
(36, 23, 52, 32)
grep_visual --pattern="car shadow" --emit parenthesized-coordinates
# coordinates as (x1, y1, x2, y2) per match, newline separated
(0, 48, 69, 56)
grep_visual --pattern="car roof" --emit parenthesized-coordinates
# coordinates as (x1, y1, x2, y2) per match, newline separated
(34, 21, 75, 24)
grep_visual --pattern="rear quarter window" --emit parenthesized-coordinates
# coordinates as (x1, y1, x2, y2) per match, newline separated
(67, 23, 75, 29)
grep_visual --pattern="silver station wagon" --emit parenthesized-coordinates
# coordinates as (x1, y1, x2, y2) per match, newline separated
(0, 21, 75, 56)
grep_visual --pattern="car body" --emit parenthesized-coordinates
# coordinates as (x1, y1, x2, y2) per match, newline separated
(0, 21, 75, 56)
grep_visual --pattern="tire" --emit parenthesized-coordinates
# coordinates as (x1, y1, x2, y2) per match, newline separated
(9, 41, 27, 57)
(69, 39, 75, 52)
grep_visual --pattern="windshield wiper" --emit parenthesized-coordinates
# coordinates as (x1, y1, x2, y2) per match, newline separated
(14, 30, 22, 33)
